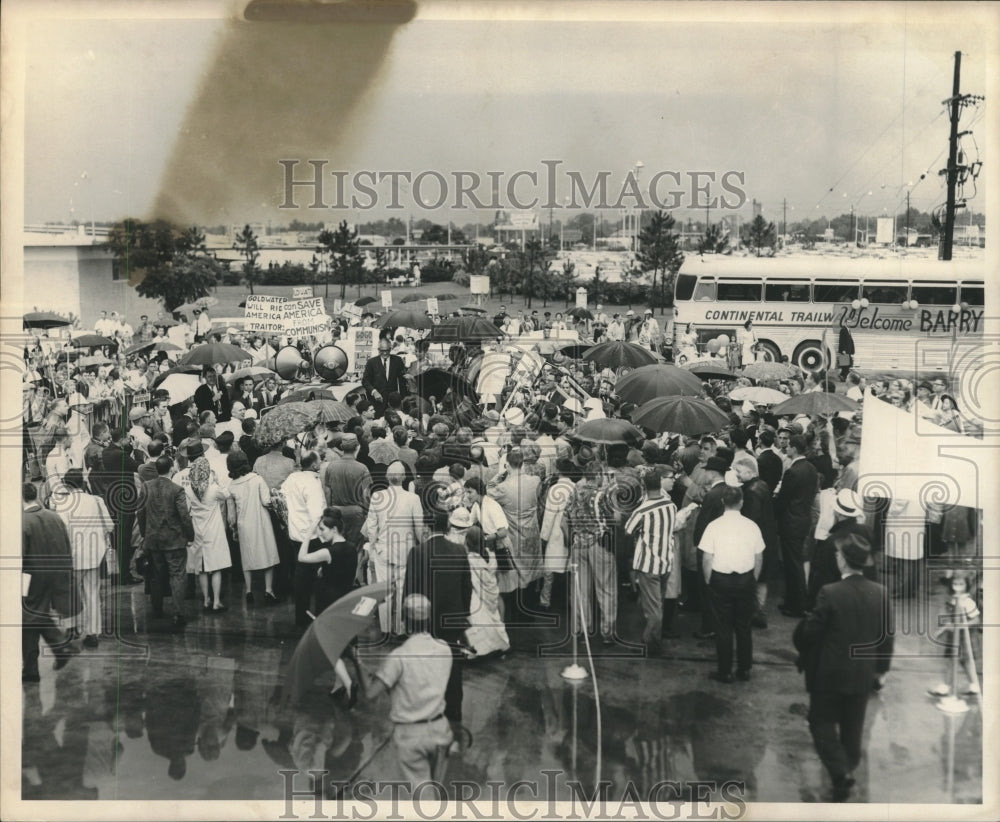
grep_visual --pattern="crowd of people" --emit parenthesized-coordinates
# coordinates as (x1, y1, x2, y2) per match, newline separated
(21, 295, 983, 800)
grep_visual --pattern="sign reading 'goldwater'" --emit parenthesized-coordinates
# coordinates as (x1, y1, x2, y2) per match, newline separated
(244, 295, 330, 335)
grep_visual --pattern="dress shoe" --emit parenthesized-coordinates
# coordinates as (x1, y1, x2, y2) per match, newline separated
(778, 606, 805, 618)
(832, 774, 855, 802)
(751, 613, 768, 629)
(708, 671, 734, 684)
(692, 630, 716, 641)
(735, 669, 751, 682)
(264, 591, 279, 606)
(245, 592, 254, 606)
(82, 634, 99, 649)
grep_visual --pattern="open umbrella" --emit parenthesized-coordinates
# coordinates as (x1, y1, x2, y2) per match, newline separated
(225, 365, 276, 383)
(156, 373, 201, 405)
(77, 354, 113, 368)
(380, 308, 434, 330)
(582, 341, 658, 370)
(567, 307, 594, 321)
(686, 364, 738, 380)
(631, 396, 731, 436)
(281, 582, 387, 708)
(575, 417, 643, 446)
(254, 402, 314, 447)
(278, 387, 338, 404)
(728, 385, 788, 405)
(414, 367, 478, 402)
(306, 400, 355, 424)
(770, 391, 857, 416)
(742, 361, 800, 381)
(558, 342, 592, 359)
(125, 340, 182, 357)
(461, 304, 487, 314)
(175, 296, 218, 312)
(614, 364, 704, 405)
(153, 317, 179, 328)
(179, 342, 252, 367)
(426, 316, 504, 343)
(354, 296, 377, 307)
(69, 334, 115, 348)
(23, 311, 72, 329)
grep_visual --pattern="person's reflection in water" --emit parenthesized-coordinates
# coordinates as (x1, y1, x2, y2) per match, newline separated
(234, 646, 283, 754)
(146, 676, 200, 781)
(196, 656, 237, 762)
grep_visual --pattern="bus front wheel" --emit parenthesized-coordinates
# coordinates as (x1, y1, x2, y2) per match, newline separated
(792, 340, 830, 372)
(756, 340, 781, 363)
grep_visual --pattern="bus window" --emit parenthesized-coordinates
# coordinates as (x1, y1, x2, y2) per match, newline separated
(910, 283, 957, 306)
(693, 279, 717, 302)
(675, 273, 697, 301)
(764, 281, 810, 302)
(813, 280, 860, 302)
(717, 281, 762, 301)
(960, 283, 984, 306)
(862, 282, 909, 304)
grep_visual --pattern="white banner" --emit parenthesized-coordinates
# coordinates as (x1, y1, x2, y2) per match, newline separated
(283, 297, 329, 335)
(381, 290, 393, 309)
(243, 295, 287, 334)
(476, 352, 510, 396)
(427, 297, 439, 315)
(292, 286, 314, 299)
(333, 298, 344, 315)
(469, 275, 490, 295)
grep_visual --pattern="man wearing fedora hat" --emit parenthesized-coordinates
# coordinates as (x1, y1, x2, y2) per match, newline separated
(807, 490, 876, 611)
(794, 530, 893, 802)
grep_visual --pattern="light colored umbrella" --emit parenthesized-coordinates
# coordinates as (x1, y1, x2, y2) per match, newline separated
(225, 365, 276, 383)
(729, 385, 788, 405)
(158, 373, 201, 405)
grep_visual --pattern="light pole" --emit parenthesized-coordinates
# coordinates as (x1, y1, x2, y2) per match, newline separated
(634, 160, 644, 255)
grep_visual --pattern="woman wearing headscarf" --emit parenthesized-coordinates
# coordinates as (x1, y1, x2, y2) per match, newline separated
(185, 441, 231, 612)
(226, 451, 280, 605)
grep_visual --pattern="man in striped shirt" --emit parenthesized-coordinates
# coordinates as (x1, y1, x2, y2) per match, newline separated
(625, 468, 679, 653)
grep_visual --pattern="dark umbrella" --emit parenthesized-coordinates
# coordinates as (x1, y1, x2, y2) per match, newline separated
(151, 363, 202, 388)
(306, 400, 355, 424)
(614, 364, 704, 405)
(435, 293, 459, 301)
(770, 391, 857, 416)
(69, 334, 115, 348)
(254, 402, 314, 447)
(281, 583, 388, 708)
(567, 307, 594, 321)
(179, 342, 252, 367)
(380, 308, 434, 330)
(558, 342, 592, 359)
(414, 367, 478, 402)
(575, 418, 643, 446)
(631, 396, 731, 436)
(23, 311, 72, 329)
(354, 296, 377, 307)
(582, 341, 658, 369)
(125, 340, 183, 357)
(685, 364, 738, 381)
(426, 316, 504, 343)
(278, 387, 338, 404)
(461, 305, 487, 314)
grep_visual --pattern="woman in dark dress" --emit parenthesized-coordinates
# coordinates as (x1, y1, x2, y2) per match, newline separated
(296, 507, 359, 705)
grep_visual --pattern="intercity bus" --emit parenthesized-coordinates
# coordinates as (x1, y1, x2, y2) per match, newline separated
(671, 256, 985, 372)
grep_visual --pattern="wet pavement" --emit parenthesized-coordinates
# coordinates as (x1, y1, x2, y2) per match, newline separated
(20, 575, 982, 805)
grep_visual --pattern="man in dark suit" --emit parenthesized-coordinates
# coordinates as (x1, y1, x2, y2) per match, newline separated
(362, 337, 408, 415)
(98, 428, 143, 585)
(755, 429, 783, 493)
(691, 456, 729, 640)
(138, 455, 195, 629)
(837, 326, 855, 381)
(793, 530, 893, 802)
(775, 434, 818, 617)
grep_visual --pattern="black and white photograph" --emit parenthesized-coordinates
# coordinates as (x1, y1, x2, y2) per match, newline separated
(1, 1, 997, 819)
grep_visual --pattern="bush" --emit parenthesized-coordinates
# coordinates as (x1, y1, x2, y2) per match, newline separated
(452, 269, 470, 287)
(260, 262, 314, 286)
(219, 267, 244, 286)
(420, 258, 456, 283)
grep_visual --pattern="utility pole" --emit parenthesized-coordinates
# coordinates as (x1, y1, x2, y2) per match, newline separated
(941, 51, 962, 261)
(850, 204, 855, 245)
(782, 198, 787, 242)
(905, 190, 910, 246)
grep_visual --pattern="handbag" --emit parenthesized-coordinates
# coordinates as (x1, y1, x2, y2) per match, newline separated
(489, 534, 516, 572)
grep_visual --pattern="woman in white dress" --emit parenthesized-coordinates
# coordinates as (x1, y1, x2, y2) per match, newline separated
(226, 451, 280, 605)
(463, 525, 509, 658)
(538, 459, 576, 609)
(737, 319, 758, 367)
(186, 446, 232, 613)
(677, 323, 699, 364)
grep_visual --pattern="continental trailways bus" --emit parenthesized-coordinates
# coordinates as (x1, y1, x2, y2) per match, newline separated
(671, 256, 985, 372)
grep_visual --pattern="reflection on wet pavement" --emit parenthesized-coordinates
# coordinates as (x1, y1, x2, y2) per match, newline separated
(20, 579, 982, 804)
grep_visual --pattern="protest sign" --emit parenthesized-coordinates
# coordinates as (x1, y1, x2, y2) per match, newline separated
(283, 297, 329, 335)
(292, 286, 314, 299)
(575, 288, 588, 309)
(244, 295, 287, 334)
(381, 290, 393, 309)
(346, 327, 375, 378)
(131, 390, 151, 409)
(469, 275, 490, 295)
(427, 297, 439, 315)
(333, 298, 344, 315)
(476, 352, 510, 396)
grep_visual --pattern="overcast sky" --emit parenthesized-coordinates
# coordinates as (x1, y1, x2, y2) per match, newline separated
(20, 2, 991, 229)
